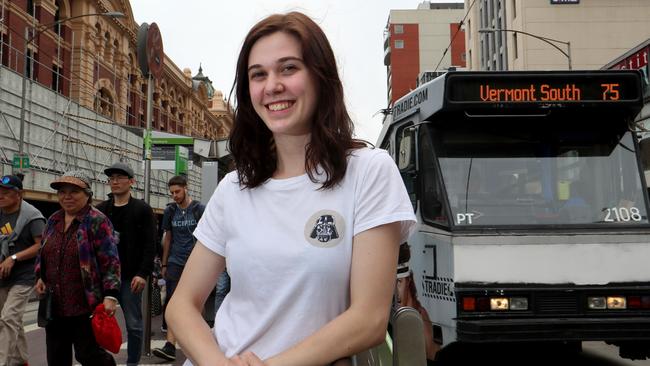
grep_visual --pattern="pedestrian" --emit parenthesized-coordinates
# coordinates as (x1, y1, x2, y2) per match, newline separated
(152, 175, 205, 362)
(166, 11, 416, 366)
(0, 175, 46, 366)
(96, 162, 156, 366)
(214, 270, 230, 313)
(395, 243, 438, 362)
(34, 170, 121, 366)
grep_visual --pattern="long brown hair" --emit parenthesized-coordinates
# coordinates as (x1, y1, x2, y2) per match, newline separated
(228, 11, 366, 189)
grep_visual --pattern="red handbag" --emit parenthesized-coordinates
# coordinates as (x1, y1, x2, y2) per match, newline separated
(91, 303, 122, 354)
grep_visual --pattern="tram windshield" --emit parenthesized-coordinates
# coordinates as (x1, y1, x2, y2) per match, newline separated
(433, 118, 649, 226)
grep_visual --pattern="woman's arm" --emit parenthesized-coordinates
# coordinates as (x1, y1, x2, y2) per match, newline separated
(167, 241, 230, 365)
(265, 222, 401, 366)
(93, 215, 121, 298)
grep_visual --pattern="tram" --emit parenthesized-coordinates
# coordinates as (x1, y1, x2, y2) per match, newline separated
(378, 70, 650, 360)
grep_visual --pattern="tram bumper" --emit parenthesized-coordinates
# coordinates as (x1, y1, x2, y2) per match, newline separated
(456, 316, 650, 342)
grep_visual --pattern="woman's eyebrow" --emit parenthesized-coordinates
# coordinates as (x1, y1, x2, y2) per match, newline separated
(247, 56, 304, 72)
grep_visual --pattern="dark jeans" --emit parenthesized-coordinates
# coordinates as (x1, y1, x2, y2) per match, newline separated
(118, 280, 143, 365)
(45, 314, 116, 366)
(215, 270, 231, 312)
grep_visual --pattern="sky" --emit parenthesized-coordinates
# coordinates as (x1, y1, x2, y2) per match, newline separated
(129, 0, 463, 144)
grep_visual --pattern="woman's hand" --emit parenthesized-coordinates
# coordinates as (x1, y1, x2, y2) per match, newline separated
(130, 275, 147, 294)
(103, 297, 118, 316)
(35, 278, 46, 296)
(238, 351, 266, 365)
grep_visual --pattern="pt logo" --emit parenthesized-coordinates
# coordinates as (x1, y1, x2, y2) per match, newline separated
(304, 210, 345, 248)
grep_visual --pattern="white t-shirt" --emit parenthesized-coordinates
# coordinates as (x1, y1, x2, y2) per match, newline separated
(189, 147, 416, 362)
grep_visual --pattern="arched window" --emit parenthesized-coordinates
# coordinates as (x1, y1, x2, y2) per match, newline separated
(104, 32, 111, 61)
(94, 88, 114, 118)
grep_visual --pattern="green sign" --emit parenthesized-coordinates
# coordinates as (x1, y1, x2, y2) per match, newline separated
(143, 129, 153, 160)
(12, 154, 30, 170)
(152, 136, 193, 145)
(175, 145, 188, 175)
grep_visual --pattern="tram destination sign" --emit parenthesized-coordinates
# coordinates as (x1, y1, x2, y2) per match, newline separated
(445, 72, 642, 105)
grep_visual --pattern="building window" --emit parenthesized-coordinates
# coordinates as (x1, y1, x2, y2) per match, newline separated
(394, 40, 404, 49)
(54, 2, 61, 35)
(27, 0, 34, 16)
(513, 33, 518, 59)
(25, 50, 37, 79)
(52, 65, 63, 93)
(512, 0, 517, 19)
(94, 88, 114, 118)
(394, 24, 404, 34)
(1, 33, 9, 67)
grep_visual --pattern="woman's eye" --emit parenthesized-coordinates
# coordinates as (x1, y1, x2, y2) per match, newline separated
(281, 64, 297, 73)
(249, 71, 265, 80)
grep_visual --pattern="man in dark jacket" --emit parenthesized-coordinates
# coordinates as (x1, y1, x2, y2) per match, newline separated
(96, 162, 155, 366)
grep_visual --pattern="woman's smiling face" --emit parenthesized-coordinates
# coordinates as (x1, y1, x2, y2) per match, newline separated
(247, 31, 318, 137)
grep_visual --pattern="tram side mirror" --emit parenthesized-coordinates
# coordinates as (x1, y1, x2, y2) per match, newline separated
(640, 67, 650, 96)
(639, 137, 650, 170)
(398, 128, 416, 171)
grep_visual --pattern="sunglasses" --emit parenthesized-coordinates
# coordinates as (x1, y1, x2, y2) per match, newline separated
(1, 176, 10, 185)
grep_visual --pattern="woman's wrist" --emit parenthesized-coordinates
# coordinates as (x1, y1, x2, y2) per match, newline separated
(104, 295, 118, 303)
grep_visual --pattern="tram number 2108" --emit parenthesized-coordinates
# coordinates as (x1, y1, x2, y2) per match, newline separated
(603, 207, 642, 222)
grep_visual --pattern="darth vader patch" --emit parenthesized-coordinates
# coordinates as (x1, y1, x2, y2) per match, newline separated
(304, 210, 345, 248)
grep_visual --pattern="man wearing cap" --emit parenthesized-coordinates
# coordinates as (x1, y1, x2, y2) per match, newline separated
(96, 162, 155, 366)
(0, 175, 45, 366)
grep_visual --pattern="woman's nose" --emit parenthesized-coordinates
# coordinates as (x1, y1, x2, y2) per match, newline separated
(264, 74, 284, 95)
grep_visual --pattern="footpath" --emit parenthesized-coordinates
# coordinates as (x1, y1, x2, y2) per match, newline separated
(23, 300, 187, 365)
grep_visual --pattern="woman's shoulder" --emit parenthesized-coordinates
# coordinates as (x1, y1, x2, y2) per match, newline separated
(347, 147, 392, 169)
(86, 206, 111, 224)
(349, 146, 388, 159)
(219, 171, 243, 191)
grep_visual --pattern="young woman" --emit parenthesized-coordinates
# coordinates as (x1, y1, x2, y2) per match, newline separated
(167, 12, 415, 366)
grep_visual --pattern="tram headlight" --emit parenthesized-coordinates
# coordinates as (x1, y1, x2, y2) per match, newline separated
(490, 297, 509, 311)
(587, 297, 606, 309)
(509, 297, 529, 310)
(606, 296, 627, 309)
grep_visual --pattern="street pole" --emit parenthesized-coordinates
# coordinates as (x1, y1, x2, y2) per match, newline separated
(16, 27, 30, 174)
(142, 73, 154, 356)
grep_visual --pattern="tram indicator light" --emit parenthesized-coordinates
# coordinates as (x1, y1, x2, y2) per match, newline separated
(462, 297, 476, 311)
(642, 296, 650, 309)
(446, 71, 642, 105)
(627, 296, 641, 309)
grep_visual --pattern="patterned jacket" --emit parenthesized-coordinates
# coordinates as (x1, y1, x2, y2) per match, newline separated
(35, 205, 121, 309)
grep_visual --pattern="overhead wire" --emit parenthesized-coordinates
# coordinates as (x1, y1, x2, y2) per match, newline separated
(432, 0, 478, 73)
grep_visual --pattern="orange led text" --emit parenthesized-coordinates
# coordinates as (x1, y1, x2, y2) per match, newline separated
(480, 84, 582, 102)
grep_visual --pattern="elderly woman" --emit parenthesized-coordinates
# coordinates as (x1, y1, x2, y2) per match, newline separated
(35, 170, 120, 366)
